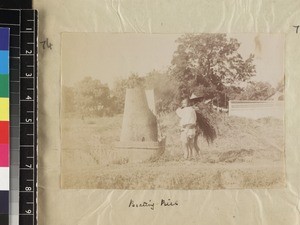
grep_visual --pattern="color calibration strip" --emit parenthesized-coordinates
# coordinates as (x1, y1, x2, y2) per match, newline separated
(0, 9, 22, 225)
(0, 9, 38, 225)
(0, 27, 10, 225)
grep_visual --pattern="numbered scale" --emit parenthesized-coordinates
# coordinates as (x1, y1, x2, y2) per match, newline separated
(19, 10, 38, 225)
(0, 8, 38, 225)
(0, 9, 20, 225)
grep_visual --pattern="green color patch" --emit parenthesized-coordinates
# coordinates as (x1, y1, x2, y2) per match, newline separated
(0, 75, 9, 97)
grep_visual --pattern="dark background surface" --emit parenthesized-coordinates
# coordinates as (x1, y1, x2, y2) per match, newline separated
(0, 0, 32, 9)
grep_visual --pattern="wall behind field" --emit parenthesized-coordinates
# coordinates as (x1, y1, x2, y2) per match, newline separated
(228, 100, 284, 119)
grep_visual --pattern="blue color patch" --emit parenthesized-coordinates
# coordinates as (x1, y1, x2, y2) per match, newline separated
(0, 51, 9, 75)
(0, 28, 9, 51)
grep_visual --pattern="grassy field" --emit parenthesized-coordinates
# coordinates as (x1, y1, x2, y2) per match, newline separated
(61, 112, 285, 189)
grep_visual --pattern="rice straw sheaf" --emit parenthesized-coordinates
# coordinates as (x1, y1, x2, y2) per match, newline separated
(195, 110, 217, 144)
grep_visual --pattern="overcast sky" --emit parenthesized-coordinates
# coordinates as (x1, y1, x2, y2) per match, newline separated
(61, 33, 284, 88)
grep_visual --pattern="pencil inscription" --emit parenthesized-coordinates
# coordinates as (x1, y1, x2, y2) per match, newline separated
(128, 199, 179, 210)
(40, 38, 53, 50)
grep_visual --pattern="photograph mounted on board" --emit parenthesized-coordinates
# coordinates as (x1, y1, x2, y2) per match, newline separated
(60, 33, 285, 189)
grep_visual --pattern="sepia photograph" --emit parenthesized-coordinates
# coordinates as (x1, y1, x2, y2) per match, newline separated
(60, 33, 285, 189)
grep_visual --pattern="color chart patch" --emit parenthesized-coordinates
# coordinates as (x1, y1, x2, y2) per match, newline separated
(0, 27, 10, 225)
(0, 27, 10, 168)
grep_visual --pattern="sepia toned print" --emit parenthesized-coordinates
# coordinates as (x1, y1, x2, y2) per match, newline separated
(60, 33, 285, 189)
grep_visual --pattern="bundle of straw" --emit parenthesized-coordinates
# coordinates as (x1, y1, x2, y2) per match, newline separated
(195, 110, 217, 144)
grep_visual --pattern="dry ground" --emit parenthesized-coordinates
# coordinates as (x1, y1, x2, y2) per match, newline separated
(61, 112, 285, 189)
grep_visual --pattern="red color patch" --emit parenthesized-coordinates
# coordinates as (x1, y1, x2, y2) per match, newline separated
(0, 121, 9, 144)
(0, 144, 9, 167)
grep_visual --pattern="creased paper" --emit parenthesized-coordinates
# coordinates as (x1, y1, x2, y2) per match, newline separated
(34, 0, 300, 224)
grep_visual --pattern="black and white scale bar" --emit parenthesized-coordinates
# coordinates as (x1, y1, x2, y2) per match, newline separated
(0, 8, 21, 225)
(19, 9, 38, 225)
(0, 8, 38, 225)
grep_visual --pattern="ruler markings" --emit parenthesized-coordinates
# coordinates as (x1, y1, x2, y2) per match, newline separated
(19, 10, 38, 225)
(0, 9, 38, 225)
(33, 11, 37, 225)
(0, 8, 21, 225)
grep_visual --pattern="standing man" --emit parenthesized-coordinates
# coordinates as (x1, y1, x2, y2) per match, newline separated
(176, 98, 197, 159)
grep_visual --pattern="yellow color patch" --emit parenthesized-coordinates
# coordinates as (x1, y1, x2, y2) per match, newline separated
(0, 98, 9, 121)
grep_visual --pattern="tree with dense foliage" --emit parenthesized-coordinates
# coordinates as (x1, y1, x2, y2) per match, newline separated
(276, 78, 284, 93)
(111, 78, 127, 114)
(111, 73, 145, 113)
(144, 70, 179, 112)
(275, 78, 284, 100)
(74, 76, 111, 116)
(170, 34, 256, 103)
(125, 73, 145, 88)
(237, 81, 275, 100)
(61, 85, 75, 113)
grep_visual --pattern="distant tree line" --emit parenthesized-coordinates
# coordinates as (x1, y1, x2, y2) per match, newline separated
(62, 34, 283, 117)
(62, 71, 178, 116)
